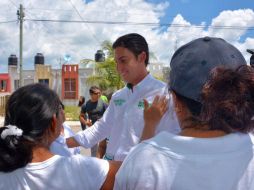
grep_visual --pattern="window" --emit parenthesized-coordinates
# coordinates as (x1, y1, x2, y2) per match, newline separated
(38, 79, 49, 86)
(0, 80, 7, 92)
(64, 78, 76, 99)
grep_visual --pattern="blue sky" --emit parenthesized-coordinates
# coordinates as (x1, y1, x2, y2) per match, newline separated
(149, 0, 254, 24)
(160, 0, 254, 42)
(0, 0, 254, 72)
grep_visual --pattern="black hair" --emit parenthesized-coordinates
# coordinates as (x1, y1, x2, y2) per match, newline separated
(0, 83, 61, 172)
(112, 33, 149, 66)
(89, 86, 101, 94)
(172, 90, 202, 116)
(78, 96, 85, 107)
(201, 65, 254, 133)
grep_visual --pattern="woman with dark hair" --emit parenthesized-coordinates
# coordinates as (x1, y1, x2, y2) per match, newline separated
(0, 83, 120, 190)
(114, 37, 254, 190)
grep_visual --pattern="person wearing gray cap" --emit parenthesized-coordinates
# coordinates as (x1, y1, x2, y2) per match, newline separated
(114, 37, 254, 190)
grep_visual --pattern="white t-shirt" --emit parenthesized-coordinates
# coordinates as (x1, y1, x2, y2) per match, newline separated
(114, 131, 254, 190)
(50, 122, 80, 156)
(0, 155, 109, 190)
(74, 74, 180, 161)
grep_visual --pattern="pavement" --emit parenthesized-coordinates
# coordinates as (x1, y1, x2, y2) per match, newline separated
(0, 116, 3, 127)
(0, 116, 90, 156)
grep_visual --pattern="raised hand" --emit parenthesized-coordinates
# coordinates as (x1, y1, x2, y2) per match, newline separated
(141, 95, 168, 141)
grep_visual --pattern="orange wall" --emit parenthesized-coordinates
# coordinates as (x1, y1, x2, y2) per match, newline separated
(61, 64, 79, 99)
(0, 74, 11, 93)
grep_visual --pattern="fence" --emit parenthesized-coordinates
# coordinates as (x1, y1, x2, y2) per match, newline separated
(0, 94, 10, 116)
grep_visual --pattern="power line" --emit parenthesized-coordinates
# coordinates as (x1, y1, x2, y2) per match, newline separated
(0, 20, 17, 24)
(67, 0, 101, 46)
(7, 0, 18, 8)
(25, 18, 254, 31)
(24, 8, 73, 12)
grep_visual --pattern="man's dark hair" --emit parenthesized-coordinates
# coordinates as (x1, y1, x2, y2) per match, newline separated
(112, 33, 149, 66)
(89, 86, 101, 94)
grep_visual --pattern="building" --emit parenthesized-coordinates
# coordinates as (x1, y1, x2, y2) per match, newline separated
(147, 62, 164, 78)
(0, 54, 94, 106)
(0, 73, 11, 93)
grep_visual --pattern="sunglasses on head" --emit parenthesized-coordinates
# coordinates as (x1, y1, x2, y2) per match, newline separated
(90, 91, 100, 95)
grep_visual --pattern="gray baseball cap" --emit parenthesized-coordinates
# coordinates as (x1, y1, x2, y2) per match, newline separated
(169, 36, 247, 103)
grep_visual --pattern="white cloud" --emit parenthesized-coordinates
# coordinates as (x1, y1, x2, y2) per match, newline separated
(0, 0, 253, 72)
(208, 9, 254, 41)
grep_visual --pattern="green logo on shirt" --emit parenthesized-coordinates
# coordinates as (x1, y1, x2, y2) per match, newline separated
(137, 100, 152, 109)
(114, 99, 126, 106)
(138, 101, 144, 109)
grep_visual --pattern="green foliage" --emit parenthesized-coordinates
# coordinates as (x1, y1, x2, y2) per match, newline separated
(64, 106, 80, 121)
(152, 74, 165, 82)
(80, 40, 124, 93)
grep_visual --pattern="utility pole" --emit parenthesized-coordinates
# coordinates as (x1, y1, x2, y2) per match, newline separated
(174, 39, 178, 52)
(17, 4, 25, 87)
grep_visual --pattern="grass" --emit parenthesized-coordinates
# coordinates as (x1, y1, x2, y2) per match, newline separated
(64, 106, 80, 121)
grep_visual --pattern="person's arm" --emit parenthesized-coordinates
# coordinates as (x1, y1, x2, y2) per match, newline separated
(79, 106, 92, 127)
(96, 138, 107, 159)
(66, 136, 80, 148)
(100, 161, 122, 190)
(66, 101, 115, 148)
(79, 112, 87, 126)
(140, 95, 168, 141)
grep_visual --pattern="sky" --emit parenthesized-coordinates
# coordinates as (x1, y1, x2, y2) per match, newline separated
(0, 0, 253, 73)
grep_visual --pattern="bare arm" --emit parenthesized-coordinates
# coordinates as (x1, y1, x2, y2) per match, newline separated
(140, 95, 168, 141)
(79, 112, 86, 126)
(100, 161, 122, 190)
(66, 136, 80, 148)
(80, 112, 92, 127)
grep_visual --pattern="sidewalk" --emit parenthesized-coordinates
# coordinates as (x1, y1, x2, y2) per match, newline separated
(65, 120, 81, 128)
(0, 116, 3, 127)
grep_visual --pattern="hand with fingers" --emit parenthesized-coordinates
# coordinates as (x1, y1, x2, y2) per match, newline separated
(141, 95, 169, 141)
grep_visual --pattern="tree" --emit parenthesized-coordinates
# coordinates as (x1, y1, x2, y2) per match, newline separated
(80, 41, 124, 93)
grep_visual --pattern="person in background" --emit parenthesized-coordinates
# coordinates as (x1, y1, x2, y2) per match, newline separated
(114, 37, 254, 190)
(67, 33, 180, 161)
(78, 96, 86, 131)
(78, 96, 85, 107)
(79, 86, 108, 157)
(0, 83, 120, 190)
(50, 102, 81, 156)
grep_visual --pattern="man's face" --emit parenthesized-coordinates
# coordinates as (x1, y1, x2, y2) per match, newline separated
(114, 47, 147, 85)
(90, 90, 101, 102)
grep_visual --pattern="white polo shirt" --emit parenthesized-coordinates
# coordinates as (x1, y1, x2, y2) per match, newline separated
(74, 74, 180, 161)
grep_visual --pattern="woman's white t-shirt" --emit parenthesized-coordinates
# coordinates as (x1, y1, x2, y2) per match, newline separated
(0, 155, 109, 190)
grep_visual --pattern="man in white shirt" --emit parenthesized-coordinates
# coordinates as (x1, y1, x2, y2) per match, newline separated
(67, 33, 180, 161)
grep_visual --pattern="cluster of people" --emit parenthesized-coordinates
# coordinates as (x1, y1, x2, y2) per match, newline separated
(0, 33, 254, 190)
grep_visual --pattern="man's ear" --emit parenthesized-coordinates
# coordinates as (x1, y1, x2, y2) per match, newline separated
(138, 51, 147, 64)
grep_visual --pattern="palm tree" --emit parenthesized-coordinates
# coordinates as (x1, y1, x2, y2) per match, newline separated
(80, 40, 124, 93)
